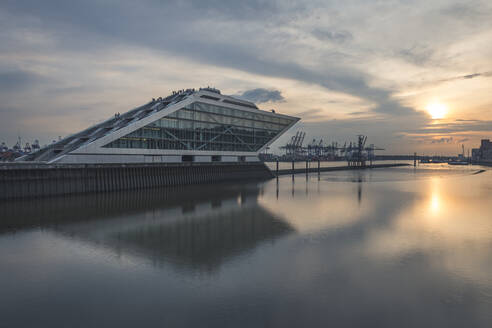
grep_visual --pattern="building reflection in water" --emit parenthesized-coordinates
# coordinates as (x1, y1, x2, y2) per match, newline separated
(0, 183, 294, 273)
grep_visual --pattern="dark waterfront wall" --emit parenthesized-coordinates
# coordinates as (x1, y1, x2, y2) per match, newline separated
(475, 161, 492, 167)
(0, 162, 274, 200)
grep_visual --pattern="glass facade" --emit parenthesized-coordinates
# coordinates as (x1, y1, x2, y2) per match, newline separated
(103, 102, 293, 152)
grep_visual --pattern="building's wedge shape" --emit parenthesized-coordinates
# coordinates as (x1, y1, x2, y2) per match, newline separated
(19, 88, 299, 164)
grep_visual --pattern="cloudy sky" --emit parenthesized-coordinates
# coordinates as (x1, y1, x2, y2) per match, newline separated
(1, 0, 491, 154)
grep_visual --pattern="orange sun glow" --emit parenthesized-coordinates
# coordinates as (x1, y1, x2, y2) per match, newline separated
(426, 102, 448, 119)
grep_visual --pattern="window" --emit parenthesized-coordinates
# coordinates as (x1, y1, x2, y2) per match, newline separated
(103, 102, 293, 152)
(222, 99, 258, 109)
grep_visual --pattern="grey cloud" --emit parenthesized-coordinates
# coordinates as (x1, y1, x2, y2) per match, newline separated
(442, 71, 492, 82)
(312, 28, 353, 43)
(0, 0, 422, 118)
(72, 101, 112, 111)
(463, 72, 492, 79)
(410, 120, 492, 134)
(174, 0, 284, 20)
(442, 3, 492, 21)
(237, 88, 284, 103)
(0, 70, 44, 92)
(431, 137, 453, 144)
(228, 57, 420, 117)
(46, 86, 99, 96)
(294, 108, 327, 120)
(294, 115, 425, 142)
(398, 45, 434, 65)
(456, 118, 482, 122)
(425, 71, 492, 86)
(406, 135, 458, 145)
(0, 105, 27, 144)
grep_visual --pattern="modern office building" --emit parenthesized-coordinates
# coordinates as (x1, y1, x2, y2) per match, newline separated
(19, 88, 299, 164)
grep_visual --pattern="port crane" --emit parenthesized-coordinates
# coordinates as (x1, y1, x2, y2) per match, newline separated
(280, 132, 384, 165)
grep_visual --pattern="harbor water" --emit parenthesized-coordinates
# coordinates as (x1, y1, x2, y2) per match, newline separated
(1, 164, 491, 327)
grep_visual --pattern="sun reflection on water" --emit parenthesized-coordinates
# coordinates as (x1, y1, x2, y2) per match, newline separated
(429, 178, 442, 215)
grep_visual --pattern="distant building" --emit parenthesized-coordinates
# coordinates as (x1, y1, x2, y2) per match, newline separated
(471, 139, 492, 162)
(18, 88, 299, 164)
(471, 148, 480, 161)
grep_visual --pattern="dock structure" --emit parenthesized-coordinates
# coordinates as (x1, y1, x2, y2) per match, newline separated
(272, 161, 410, 176)
(0, 161, 412, 200)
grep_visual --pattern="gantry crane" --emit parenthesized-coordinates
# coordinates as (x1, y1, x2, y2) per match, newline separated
(280, 132, 384, 164)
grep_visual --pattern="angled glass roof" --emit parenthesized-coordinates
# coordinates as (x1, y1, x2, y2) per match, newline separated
(104, 102, 293, 152)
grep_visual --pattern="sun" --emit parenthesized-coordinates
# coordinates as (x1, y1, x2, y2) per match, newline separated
(426, 102, 448, 119)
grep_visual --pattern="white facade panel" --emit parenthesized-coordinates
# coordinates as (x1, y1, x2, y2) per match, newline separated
(195, 156, 212, 163)
(222, 156, 237, 162)
(56, 154, 146, 164)
(162, 156, 181, 163)
(245, 156, 260, 162)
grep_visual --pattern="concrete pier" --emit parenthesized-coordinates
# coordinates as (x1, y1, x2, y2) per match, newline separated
(0, 162, 274, 200)
(274, 162, 410, 176)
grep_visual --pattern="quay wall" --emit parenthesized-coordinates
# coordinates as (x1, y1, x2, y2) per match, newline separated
(475, 161, 492, 167)
(0, 162, 274, 200)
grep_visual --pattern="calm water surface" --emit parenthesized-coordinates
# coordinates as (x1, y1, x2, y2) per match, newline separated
(1, 164, 491, 327)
